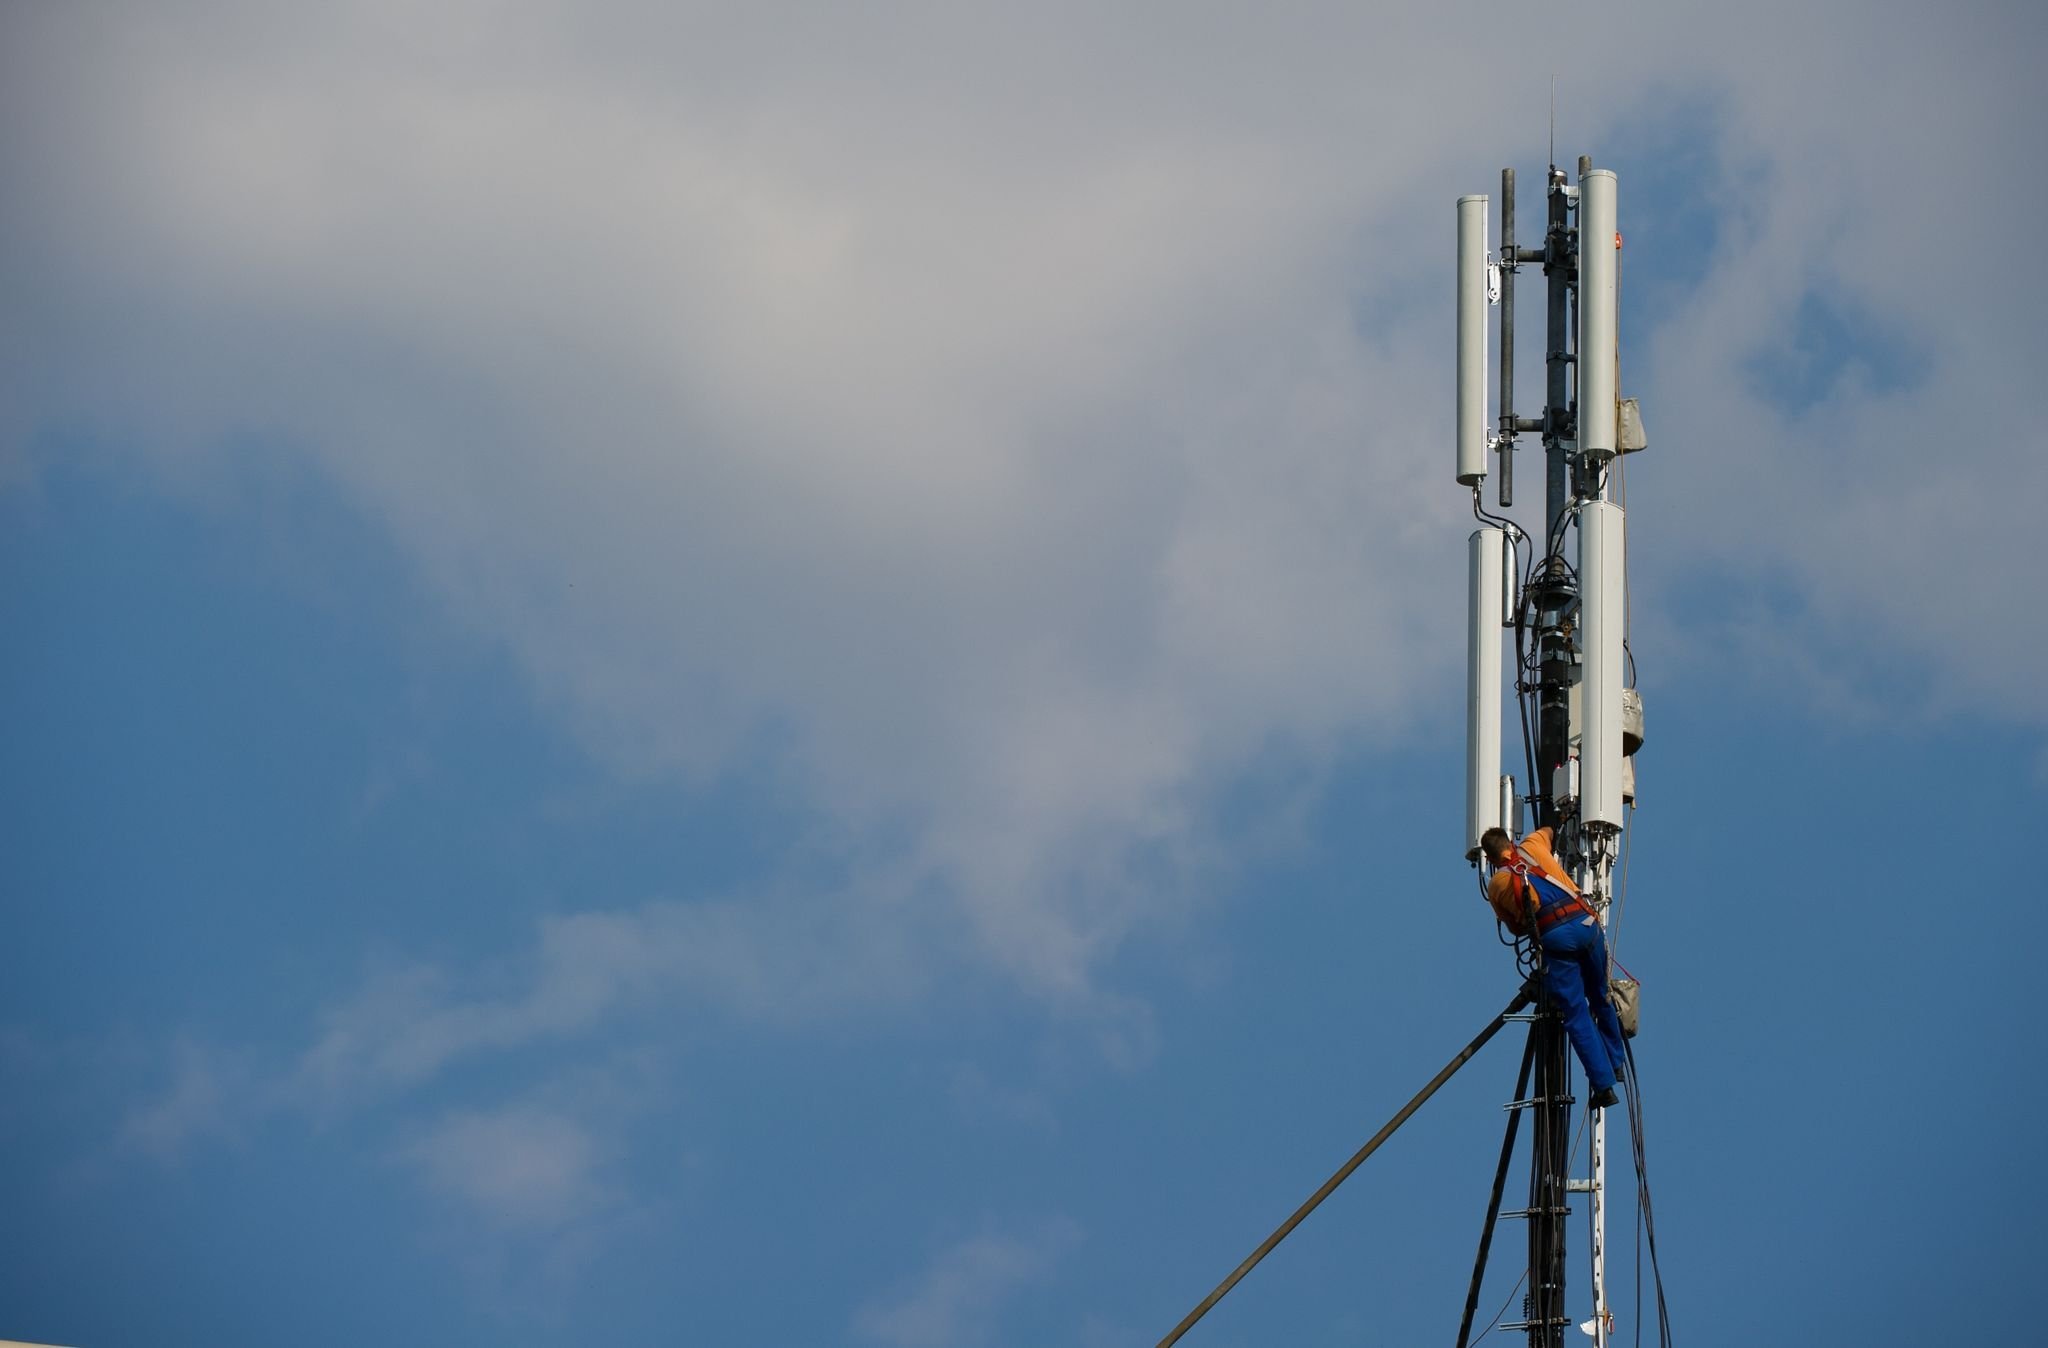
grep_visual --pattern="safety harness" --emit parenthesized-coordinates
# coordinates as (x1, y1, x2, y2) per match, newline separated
(1533, 896, 1592, 930)
(1507, 849, 1589, 933)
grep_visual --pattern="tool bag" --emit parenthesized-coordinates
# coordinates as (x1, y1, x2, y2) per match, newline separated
(1609, 964, 1640, 1039)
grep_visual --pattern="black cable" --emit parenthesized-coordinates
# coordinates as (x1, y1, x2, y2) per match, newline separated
(1480, 872, 1525, 956)
(1608, 803, 1635, 971)
(1631, 1077, 1669, 1346)
(1471, 487, 1529, 553)
(1512, 602, 1540, 842)
(1153, 992, 1533, 1348)
(1543, 501, 1579, 564)
(1621, 1040, 1673, 1346)
(1475, 485, 1544, 869)
(1635, 1174, 1644, 1348)
(1468, 1269, 1529, 1344)
(1477, 486, 1539, 848)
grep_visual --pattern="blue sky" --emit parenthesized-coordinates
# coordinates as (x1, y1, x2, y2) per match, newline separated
(3, 3, 2044, 1345)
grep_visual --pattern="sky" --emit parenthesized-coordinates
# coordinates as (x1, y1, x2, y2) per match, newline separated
(2, 2, 2044, 1345)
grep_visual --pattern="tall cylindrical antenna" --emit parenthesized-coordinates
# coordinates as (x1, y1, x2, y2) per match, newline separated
(1577, 500, 1626, 831)
(1577, 169, 1618, 468)
(1465, 527, 1506, 856)
(1457, 195, 1490, 486)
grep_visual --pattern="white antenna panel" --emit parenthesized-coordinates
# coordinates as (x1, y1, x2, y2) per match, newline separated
(1577, 501, 1626, 829)
(1457, 195, 1490, 485)
(1578, 169, 1618, 465)
(1465, 527, 1506, 855)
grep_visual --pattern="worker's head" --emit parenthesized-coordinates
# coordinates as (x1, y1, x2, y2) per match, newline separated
(1478, 827, 1513, 867)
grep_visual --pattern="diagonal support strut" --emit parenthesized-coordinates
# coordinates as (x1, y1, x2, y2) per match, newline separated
(1155, 988, 1534, 1348)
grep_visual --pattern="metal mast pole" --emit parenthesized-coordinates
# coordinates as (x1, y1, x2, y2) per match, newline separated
(1536, 161, 1577, 832)
(1461, 153, 1638, 1348)
(1520, 159, 1580, 1348)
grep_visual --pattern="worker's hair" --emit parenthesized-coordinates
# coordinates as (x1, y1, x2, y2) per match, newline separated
(1478, 826, 1513, 860)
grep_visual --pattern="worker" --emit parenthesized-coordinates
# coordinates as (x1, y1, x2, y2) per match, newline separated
(1479, 824, 1628, 1110)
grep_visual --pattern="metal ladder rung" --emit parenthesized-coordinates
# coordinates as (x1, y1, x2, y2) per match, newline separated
(1497, 1206, 1572, 1220)
(1500, 1318, 1574, 1331)
(1503, 1095, 1575, 1111)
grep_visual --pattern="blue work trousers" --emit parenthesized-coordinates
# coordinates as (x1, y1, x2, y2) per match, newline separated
(1538, 912, 1629, 1094)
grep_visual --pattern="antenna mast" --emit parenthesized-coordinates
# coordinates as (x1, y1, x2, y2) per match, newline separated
(1456, 148, 1646, 1348)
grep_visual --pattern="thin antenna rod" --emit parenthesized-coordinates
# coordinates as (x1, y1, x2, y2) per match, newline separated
(1549, 76, 1556, 168)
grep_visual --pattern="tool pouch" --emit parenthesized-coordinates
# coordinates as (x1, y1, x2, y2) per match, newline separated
(1609, 976, 1640, 1039)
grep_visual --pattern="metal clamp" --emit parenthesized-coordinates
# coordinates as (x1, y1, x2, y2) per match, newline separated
(1503, 1094, 1575, 1111)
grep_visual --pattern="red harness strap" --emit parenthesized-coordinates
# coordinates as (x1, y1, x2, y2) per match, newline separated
(1534, 898, 1591, 930)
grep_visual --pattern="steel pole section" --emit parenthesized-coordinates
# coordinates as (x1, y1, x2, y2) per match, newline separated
(1520, 1020, 1573, 1348)
(1498, 168, 1516, 508)
(1525, 161, 1580, 1348)
(1534, 167, 1576, 836)
(1590, 1107, 1610, 1347)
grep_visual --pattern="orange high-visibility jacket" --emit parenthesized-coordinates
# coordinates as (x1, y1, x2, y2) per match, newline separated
(1484, 826, 1582, 936)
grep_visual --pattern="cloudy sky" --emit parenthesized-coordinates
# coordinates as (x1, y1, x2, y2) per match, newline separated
(3, 2, 2043, 1344)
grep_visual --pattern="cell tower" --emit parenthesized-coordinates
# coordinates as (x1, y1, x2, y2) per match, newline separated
(1457, 158, 1649, 1348)
(1150, 156, 1667, 1348)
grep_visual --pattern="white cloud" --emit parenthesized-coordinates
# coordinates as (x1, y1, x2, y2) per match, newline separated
(5, 0, 2043, 1016)
(854, 1219, 1081, 1348)
(119, 1037, 253, 1160)
(400, 1104, 609, 1230)
(389, 1071, 666, 1317)
(285, 887, 931, 1111)
(947, 1063, 1059, 1134)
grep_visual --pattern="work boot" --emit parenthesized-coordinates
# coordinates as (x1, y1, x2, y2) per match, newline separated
(1588, 1085, 1620, 1111)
